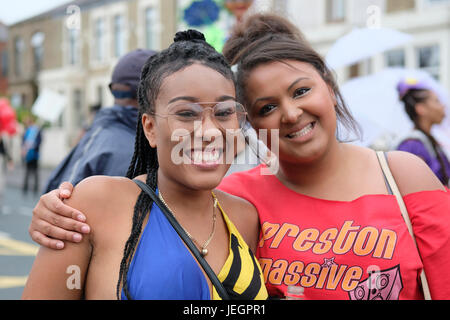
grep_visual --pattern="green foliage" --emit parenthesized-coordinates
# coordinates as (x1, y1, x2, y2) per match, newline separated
(15, 107, 34, 124)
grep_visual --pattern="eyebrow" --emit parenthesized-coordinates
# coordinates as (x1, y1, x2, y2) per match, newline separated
(168, 95, 236, 104)
(250, 96, 274, 109)
(251, 77, 310, 109)
(288, 77, 310, 92)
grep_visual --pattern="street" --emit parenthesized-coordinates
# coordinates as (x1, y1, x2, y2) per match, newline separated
(0, 165, 51, 300)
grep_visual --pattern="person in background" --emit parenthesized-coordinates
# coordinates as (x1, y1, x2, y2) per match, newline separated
(0, 134, 13, 208)
(395, 78, 450, 187)
(21, 116, 42, 195)
(73, 104, 102, 146)
(224, 0, 254, 22)
(42, 49, 156, 195)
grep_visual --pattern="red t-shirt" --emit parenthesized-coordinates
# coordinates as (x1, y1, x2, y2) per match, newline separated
(218, 165, 450, 300)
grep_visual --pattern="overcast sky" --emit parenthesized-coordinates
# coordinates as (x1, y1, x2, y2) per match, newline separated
(0, 0, 72, 25)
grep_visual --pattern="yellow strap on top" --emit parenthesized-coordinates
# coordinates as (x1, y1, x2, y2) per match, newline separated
(210, 192, 268, 300)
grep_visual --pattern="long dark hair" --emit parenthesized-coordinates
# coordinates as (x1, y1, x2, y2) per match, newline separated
(401, 89, 449, 184)
(116, 30, 234, 300)
(223, 13, 361, 140)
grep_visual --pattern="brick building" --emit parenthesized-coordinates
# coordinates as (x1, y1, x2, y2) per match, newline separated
(0, 22, 8, 96)
(7, 0, 177, 166)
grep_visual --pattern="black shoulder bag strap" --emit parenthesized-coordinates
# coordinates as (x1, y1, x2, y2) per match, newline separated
(133, 179, 230, 300)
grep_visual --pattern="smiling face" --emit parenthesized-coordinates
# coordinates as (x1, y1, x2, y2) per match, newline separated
(142, 63, 237, 190)
(246, 60, 338, 164)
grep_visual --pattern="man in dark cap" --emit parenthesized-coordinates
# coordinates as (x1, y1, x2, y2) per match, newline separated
(42, 49, 156, 193)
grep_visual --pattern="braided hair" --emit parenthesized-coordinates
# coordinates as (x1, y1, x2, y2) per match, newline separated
(116, 29, 234, 300)
(401, 89, 449, 185)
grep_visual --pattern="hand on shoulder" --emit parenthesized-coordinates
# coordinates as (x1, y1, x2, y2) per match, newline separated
(387, 151, 446, 196)
(65, 176, 138, 223)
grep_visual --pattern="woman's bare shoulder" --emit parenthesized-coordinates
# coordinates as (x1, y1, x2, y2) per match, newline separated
(64, 176, 140, 221)
(213, 189, 259, 222)
(386, 151, 446, 195)
(213, 189, 260, 251)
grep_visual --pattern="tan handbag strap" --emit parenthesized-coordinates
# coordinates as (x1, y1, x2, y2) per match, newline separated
(376, 151, 431, 300)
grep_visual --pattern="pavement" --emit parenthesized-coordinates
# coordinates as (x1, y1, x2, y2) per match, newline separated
(4, 163, 53, 192)
(0, 164, 54, 300)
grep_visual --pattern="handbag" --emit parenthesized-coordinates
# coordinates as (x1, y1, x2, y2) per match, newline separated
(376, 151, 432, 300)
(133, 179, 231, 300)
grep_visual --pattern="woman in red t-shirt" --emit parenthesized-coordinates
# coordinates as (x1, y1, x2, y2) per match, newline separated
(216, 14, 450, 300)
(28, 14, 450, 300)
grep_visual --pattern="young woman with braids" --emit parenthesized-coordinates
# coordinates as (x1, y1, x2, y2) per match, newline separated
(22, 30, 268, 300)
(28, 14, 450, 300)
(395, 79, 450, 186)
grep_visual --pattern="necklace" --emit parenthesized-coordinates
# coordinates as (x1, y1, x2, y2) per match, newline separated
(158, 191, 218, 257)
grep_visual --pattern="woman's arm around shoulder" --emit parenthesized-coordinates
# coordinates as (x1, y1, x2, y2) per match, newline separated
(214, 190, 260, 254)
(22, 175, 127, 299)
(386, 151, 446, 195)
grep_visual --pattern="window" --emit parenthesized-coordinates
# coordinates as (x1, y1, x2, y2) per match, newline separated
(113, 15, 125, 58)
(326, 0, 346, 23)
(1, 50, 7, 76)
(145, 7, 157, 49)
(11, 93, 23, 108)
(68, 28, 79, 65)
(385, 49, 405, 67)
(31, 32, 45, 72)
(94, 18, 105, 61)
(14, 36, 25, 76)
(386, 0, 415, 13)
(426, 0, 450, 4)
(416, 45, 440, 80)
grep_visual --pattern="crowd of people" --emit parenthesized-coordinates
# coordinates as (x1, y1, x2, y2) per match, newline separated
(17, 13, 450, 300)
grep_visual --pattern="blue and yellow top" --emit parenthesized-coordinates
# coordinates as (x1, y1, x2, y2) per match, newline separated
(121, 189, 268, 300)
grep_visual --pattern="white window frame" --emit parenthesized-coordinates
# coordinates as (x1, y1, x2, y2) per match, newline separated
(424, 0, 450, 5)
(68, 27, 81, 66)
(326, 0, 347, 23)
(108, 2, 128, 59)
(137, 0, 161, 51)
(416, 44, 441, 80)
(14, 36, 25, 77)
(94, 17, 106, 62)
(89, 8, 111, 68)
(31, 32, 45, 72)
(385, 49, 406, 68)
(418, 0, 450, 10)
(113, 14, 126, 58)
(1, 49, 7, 76)
(144, 6, 158, 50)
